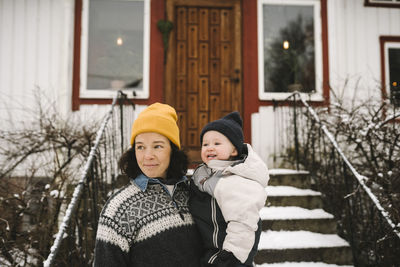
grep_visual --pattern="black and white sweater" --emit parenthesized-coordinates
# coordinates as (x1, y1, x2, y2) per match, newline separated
(94, 175, 203, 267)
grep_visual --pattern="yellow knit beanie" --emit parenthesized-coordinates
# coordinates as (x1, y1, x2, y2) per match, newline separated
(130, 102, 181, 148)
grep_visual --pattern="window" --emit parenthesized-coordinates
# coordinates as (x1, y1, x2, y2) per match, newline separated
(383, 40, 400, 107)
(258, 0, 323, 101)
(365, 0, 400, 8)
(79, 0, 150, 99)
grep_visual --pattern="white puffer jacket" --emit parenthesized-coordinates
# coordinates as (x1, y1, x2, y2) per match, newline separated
(193, 143, 269, 263)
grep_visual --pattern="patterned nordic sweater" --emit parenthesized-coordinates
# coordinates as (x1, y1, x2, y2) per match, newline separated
(94, 175, 203, 267)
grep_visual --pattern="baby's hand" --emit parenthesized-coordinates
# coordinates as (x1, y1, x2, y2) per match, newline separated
(192, 165, 219, 195)
(193, 174, 208, 192)
(199, 178, 207, 185)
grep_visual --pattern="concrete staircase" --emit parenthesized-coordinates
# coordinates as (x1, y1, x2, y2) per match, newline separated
(255, 169, 354, 267)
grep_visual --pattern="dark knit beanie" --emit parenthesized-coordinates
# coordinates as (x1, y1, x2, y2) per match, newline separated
(200, 111, 244, 155)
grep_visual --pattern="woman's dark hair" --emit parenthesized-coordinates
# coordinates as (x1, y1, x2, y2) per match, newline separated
(118, 141, 188, 184)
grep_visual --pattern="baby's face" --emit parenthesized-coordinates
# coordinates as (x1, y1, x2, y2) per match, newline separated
(201, 131, 238, 164)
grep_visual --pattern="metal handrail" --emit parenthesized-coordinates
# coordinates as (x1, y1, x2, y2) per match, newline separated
(291, 91, 400, 239)
(43, 92, 122, 267)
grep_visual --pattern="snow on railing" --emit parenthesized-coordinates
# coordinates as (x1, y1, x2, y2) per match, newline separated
(43, 92, 121, 267)
(294, 92, 400, 239)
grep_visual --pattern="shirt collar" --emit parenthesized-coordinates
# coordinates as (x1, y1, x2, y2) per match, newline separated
(133, 173, 187, 192)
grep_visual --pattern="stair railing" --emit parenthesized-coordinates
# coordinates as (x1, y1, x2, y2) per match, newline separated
(272, 91, 400, 266)
(43, 91, 135, 267)
(300, 93, 399, 237)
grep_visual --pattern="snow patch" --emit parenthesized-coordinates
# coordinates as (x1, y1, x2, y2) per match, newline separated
(256, 262, 353, 267)
(267, 186, 321, 196)
(269, 169, 309, 175)
(260, 206, 334, 220)
(50, 190, 59, 198)
(258, 231, 350, 249)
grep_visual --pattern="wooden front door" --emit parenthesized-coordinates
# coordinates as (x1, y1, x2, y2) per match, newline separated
(165, 0, 242, 164)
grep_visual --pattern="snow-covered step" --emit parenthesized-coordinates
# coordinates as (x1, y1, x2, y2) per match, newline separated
(255, 231, 353, 265)
(260, 207, 333, 220)
(269, 169, 311, 189)
(266, 186, 323, 209)
(256, 262, 353, 267)
(258, 230, 349, 249)
(266, 186, 322, 197)
(269, 169, 310, 176)
(260, 207, 336, 233)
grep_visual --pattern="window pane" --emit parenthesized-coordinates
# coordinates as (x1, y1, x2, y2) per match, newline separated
(87, 0, 144, 90)
(367, 0, 400, 5)
(388, 48, 400, 106)
(262, 4, 315, 93)
(370, 0, 400, 2)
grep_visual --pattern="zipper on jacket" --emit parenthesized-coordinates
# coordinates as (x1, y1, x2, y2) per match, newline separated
(208, 202, 221, 264)
(211, 197, 219, 247)
(208, 250, 220, 264)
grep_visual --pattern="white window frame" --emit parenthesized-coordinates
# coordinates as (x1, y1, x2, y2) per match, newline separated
(384, 41, 400, 98)
(368, 0, 400, 4)
(79, 0, 150, 99)
(257, 0, 323, 101)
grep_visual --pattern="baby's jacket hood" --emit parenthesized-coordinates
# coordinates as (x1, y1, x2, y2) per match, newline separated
(207, 144, 269, 187)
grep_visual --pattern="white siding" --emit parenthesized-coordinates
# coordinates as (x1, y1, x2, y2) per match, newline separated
(0, 0, 14, 108)
(253, 0, 400, 165)
(328, 0, 400, 104)
(0, 0, 75, 126)
(252, 107, 274, 167)
(252, 106, 293, 168)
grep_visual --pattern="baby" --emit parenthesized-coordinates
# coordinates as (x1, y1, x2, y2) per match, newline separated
(189, 111, 269, 267)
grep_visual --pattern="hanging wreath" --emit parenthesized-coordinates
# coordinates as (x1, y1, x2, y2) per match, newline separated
(157, 20, 174, 64)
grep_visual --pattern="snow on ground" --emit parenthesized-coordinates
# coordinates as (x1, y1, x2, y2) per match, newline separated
(266, 186, 321, 196)
(256, 262, 352, 267)
(258, 231, 349, 249)
(269, 169, 310, 175)
(260, 207, 333, 220)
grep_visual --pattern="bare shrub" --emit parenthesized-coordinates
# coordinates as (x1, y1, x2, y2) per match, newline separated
(0, 93, 100, 266)
(292, 89, 400, 266)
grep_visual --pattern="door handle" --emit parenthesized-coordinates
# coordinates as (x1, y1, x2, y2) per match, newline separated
(230, 69, 240, 84)
(230, 77, 240, 83)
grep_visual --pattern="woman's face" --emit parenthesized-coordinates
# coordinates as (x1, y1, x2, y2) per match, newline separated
(134, 132, 172, 178)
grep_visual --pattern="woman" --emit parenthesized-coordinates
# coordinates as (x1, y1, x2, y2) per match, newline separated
(94, 103, 203, 267)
